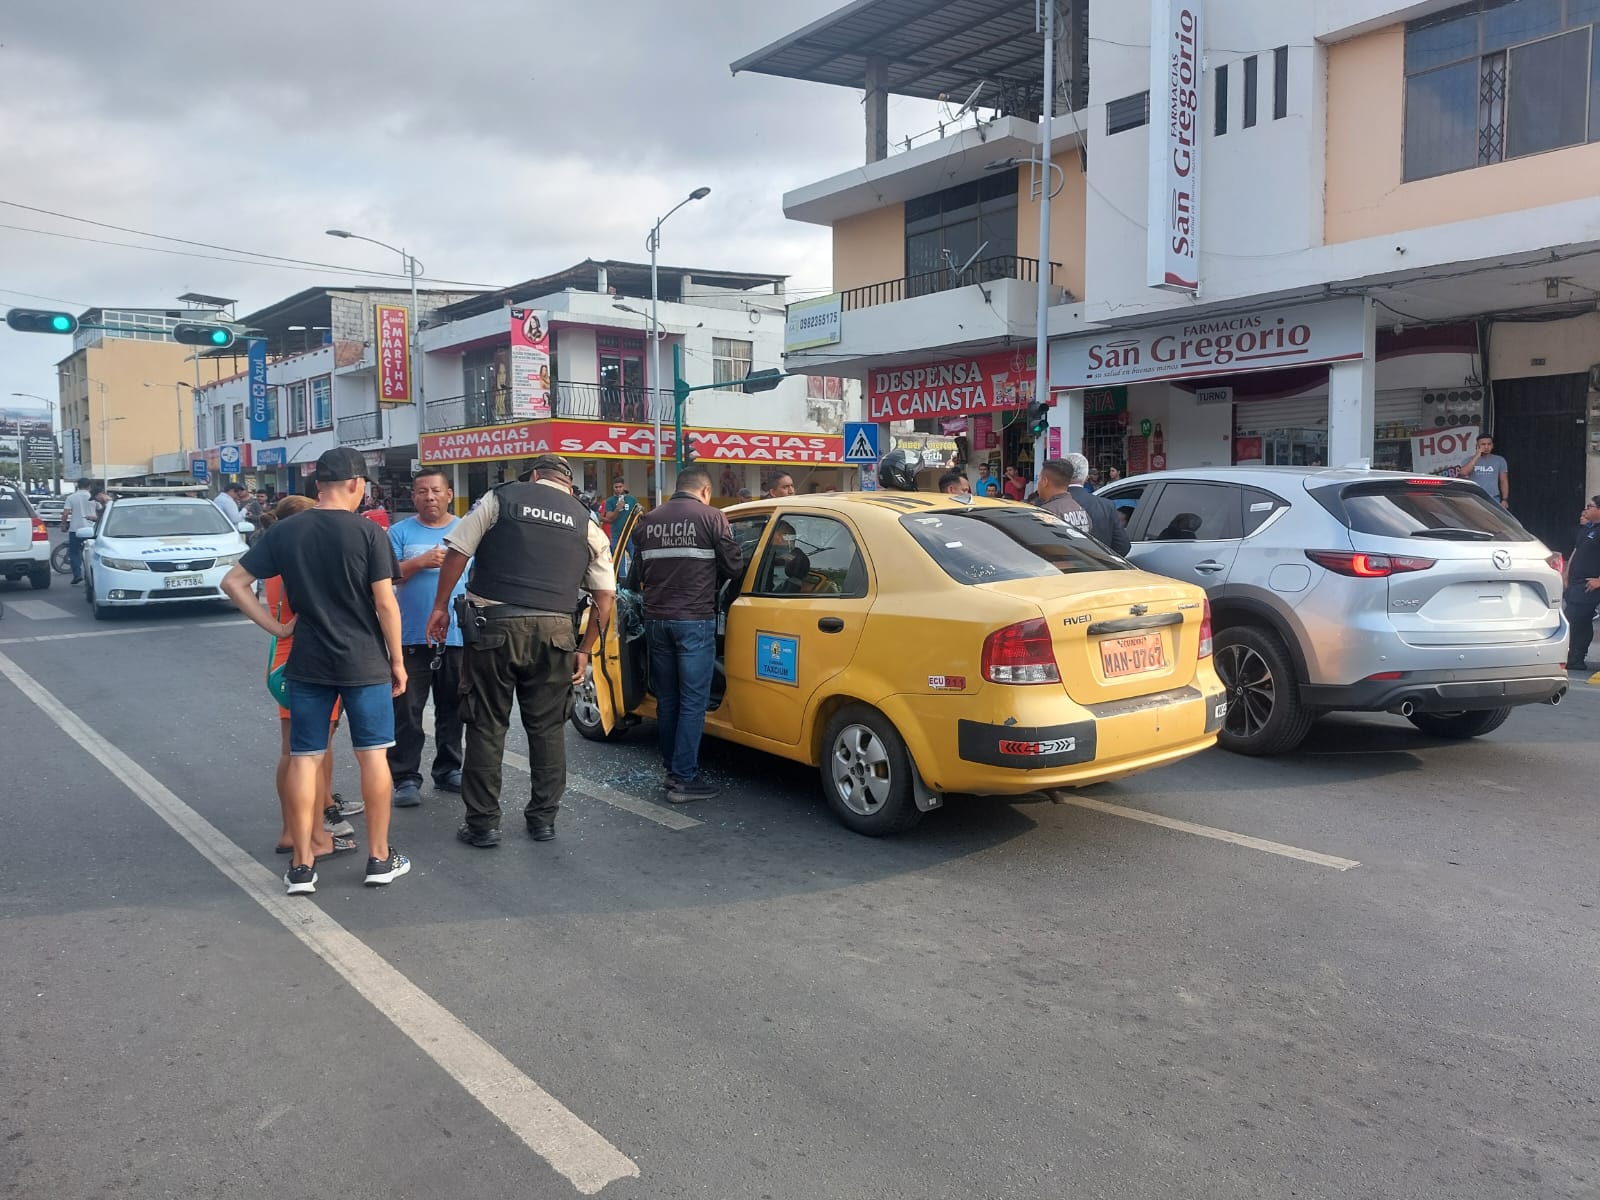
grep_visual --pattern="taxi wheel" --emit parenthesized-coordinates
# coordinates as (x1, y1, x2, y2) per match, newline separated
(820, 705, 923, 836)
(570, 665, 627, 742)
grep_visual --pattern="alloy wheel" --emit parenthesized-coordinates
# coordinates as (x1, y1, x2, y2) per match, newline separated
(571, 666, 603, 731)
(1215, 643, 1275, 738)
(829, 723, 893, 817)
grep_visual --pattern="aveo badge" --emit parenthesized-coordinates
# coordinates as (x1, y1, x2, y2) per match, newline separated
(755, 632, 799, 686)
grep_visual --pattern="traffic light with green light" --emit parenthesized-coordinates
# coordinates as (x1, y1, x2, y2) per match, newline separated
(172, 322, 236, 348)
(5, 308, 78, 335)
(1028, 400, 1050, 436)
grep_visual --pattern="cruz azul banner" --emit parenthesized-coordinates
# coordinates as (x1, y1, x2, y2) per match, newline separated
(376, 304, 412, 402)
(420, 420, 844, 466)
(868, 349, 1036, 421)
(509, 309, 552, 420)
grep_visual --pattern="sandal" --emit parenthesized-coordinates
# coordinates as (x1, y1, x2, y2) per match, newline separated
(315, 835, 358, 862)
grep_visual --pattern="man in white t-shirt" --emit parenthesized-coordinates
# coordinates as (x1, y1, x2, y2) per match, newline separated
(214, 482, 249, 526)
(60, 478, 100, 584)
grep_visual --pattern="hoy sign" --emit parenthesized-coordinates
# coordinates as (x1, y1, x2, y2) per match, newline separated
(1411, 426, 1478, 475)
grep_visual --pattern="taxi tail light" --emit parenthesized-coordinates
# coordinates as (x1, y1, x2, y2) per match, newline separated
(982, 618, 1060, 685)
(1199, 599, 1213, 658)
(31, 518, 47, 542)
(1305, 550, 1435, 578)
(1547, 552, 1564, 574)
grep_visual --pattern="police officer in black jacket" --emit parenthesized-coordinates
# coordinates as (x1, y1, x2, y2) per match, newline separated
(427, 455, 615, 846)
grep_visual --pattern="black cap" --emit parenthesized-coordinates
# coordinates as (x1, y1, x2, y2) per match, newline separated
(528, 453, 573, 482)
(223, 481, 248, 493)
(315, 446, 369, 482)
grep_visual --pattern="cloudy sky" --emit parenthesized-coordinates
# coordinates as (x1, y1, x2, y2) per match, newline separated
(0, 1, 942, 422)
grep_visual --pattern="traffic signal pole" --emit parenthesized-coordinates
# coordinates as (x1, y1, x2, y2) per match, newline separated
(668, 344, 784, 474)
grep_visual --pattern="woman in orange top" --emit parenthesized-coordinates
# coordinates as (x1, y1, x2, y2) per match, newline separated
(262, 496, 356, 859)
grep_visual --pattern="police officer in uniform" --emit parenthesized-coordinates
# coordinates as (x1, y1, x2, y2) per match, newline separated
(426, 455, 615, 846)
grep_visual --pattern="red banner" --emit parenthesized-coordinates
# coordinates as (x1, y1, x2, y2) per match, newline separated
(868, 349, 1036, 422)
(376, 304, 411, 403)
(419, 419, 844, 466)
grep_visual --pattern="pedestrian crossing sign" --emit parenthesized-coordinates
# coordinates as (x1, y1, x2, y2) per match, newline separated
(842, 422, 880, 463)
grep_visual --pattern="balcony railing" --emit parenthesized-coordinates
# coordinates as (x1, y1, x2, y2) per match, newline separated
(839, 255, 1059, 312)
(423, 383, 675, 433)
(338, 411, 383, 444)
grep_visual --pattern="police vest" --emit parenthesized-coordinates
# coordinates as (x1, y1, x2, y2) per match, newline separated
(467, 482, 591, 612)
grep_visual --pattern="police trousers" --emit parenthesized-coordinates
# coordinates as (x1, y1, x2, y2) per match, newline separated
(458, 613, 576, 832)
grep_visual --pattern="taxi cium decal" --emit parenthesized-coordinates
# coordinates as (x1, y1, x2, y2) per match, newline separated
(997, 736, 1078, 757)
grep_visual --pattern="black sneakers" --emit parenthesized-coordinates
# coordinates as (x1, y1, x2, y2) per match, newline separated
(364, 849, 412, 886)
(284, 865, 317, 895)
(666, 778, 719, 804)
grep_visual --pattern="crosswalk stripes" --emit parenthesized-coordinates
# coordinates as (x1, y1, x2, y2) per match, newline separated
(3, 598, 74, 621)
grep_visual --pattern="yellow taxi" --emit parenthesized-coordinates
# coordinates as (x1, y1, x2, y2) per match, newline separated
(574, 493, 1225, 835)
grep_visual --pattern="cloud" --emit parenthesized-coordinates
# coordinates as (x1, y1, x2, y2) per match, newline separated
(0, 0, 940, 412)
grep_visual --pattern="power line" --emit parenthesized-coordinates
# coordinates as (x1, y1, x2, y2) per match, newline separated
(0, 221, 497, 287)
(0, 284, 93, 308)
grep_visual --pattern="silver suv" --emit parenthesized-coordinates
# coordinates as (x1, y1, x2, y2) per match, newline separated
(1098, 468, 1568, 754)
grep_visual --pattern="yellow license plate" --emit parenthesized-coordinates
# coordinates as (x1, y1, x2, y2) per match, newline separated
(1099, 632, 1166, 677)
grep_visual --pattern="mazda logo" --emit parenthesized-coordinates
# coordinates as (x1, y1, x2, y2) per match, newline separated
(1492, 550, 1512, 570)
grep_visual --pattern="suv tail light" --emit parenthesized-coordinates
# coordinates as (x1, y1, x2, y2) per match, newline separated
(31, 518, 47, 542)
(1305, 550, 1436, 578)
(1547, 552, 1564, 574)
(1198, 599, 1213, 658)
(982, 618, 1060, 684)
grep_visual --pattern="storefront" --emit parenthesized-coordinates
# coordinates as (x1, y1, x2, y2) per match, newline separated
(866, 347, 1037, 486)
(417, 418, 850, 508)
(1051, 298, 1484, 478)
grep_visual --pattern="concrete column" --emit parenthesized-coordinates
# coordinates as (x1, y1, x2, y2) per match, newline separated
(1327, 297, 1377, 468)
(1049, 389, 1085, 475)
(865, 56, 889, 164)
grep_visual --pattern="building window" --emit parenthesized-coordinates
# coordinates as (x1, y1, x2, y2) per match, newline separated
(231, 403, 245, 441)
(712, 338, 753, 390)
(288, 381, 308, 435)
(211, 407, 225, 445)
(265, 386, 280, 439)
(462, 344, 510, 426)
(1404, 0, 1600, 181)
(1274, 45, 1289, 119)
(1243, 55, 1259, 128)
(1106, 91, 1151, 134)
(1215, 64, 1229, 134)
(310, 375, 333, 430)
(903, 172, 1020, 294)
(597, 333, 648, 420)
(806, 375, 844, 400)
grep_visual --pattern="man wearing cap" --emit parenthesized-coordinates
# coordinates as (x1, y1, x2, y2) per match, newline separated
(426, 454, 615, 847)
(1562, 496, 1600, 670)
(221, 447, 412, 895)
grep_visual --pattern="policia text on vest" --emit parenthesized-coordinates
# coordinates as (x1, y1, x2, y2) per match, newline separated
(425, 460, 616, 844)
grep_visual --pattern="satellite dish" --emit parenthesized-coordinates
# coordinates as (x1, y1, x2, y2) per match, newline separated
(953, 81, 987, 118)
(952, 240, 991, 276)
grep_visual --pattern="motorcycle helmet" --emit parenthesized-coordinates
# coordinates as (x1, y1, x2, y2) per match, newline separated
(877, 448, 923, 491)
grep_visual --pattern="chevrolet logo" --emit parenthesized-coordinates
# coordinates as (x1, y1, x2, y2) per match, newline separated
(1129, 603, 1149, 616)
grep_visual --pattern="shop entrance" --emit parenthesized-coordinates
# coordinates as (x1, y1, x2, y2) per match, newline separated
(1490, 374, 1588, 554)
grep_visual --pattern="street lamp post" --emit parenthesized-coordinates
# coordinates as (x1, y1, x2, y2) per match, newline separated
(10, 392, 59, 493)
(326, 229, 424, 411)
(646, 187, 710, 503)
(143, 380, 193, 459)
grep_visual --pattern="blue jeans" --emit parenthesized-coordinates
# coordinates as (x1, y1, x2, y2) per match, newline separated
(288, 681, 396, 754)
(68, 531, 89, 579)
(647, 619, 716, 783)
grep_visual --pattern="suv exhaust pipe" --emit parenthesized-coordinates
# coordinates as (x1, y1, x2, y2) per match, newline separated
(1549, 687, 1565, 706)
(1391, 699, 1415, 718)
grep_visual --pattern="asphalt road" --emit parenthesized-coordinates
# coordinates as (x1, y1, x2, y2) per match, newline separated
(2, 584, 1597, 1199)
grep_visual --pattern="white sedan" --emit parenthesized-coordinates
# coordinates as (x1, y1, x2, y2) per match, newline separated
(83, 496, 251, 619)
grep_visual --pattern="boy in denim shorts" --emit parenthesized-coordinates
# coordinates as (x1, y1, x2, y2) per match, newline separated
(222, 447, 412, 895)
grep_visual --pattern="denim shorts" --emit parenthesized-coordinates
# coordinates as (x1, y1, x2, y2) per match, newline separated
(288, 681, 395, 755)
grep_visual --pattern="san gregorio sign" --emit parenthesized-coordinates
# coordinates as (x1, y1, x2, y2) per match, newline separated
(1055, 298, 1368, 389)
(419, 419, 844, 466)
(868, 349, 1037, 421)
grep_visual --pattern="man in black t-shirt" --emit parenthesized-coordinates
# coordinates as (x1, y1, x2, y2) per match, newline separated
(1562, 496, 1600, 670)
(222, 446, 412, 896)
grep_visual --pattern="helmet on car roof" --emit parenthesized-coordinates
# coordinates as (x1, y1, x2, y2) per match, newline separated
(877, 448, 922, 492)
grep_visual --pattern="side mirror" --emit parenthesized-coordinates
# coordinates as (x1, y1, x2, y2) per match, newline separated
(236, 521, 255, 534)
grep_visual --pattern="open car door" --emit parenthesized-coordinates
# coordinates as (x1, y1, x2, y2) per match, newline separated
(571, 503, 643, 741)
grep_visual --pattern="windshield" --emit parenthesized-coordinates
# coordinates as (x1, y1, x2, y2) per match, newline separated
(900, 507, 1129, 585)
(103, 502, 234, 539)
(1313, 481, 1532, 542)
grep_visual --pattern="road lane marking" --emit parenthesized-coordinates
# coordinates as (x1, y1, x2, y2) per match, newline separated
(504, 750, 702, 831)
(0, 618, 248, 645)
(3, 598, 72, 620)
(1060, 795, 1361, 871)
(0, 649, 639, 1195)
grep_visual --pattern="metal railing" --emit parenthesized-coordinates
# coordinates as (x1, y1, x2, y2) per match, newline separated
(422, 383, 675, 433)
(337, 411, 383, 444)
(839, 255, 1058, 312)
